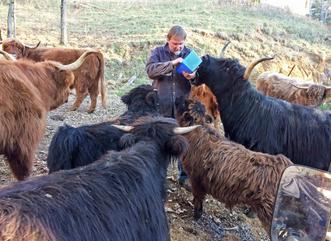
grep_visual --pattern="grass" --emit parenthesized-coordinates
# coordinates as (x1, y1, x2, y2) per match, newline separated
(0, 0, 330, 97)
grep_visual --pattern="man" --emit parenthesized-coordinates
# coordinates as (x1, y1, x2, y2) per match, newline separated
(146, 25, 196, 186)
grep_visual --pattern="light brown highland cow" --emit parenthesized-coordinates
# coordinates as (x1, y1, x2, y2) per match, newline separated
(256, 72, 331, 107)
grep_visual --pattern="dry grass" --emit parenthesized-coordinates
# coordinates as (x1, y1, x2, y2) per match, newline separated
(0, 0, 330, 95)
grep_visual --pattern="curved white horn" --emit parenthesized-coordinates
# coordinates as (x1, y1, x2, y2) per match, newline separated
(111, 124, 134, 132)
(173, 125, 201, 134)
(0, 49, 16, 61)
(50, 50, 98, 71)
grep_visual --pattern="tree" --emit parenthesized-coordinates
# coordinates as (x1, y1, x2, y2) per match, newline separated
(7, 0, 16, 38)
(310, 0, 331, 24)
(60, 0, 68, 45)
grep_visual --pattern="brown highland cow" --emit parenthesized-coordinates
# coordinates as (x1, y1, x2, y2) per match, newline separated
(175, 96, 292, 231)
(2, 38, 106, 113)
(0, 50, 94, 180)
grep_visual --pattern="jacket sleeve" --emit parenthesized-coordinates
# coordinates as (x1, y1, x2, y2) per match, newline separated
(146, 48, 174, 79)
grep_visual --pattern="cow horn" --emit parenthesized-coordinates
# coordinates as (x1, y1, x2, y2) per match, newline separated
(111, 124, 134, 132)
(51, 50, 97, 71)
(24, 41, 41, 49)
(173, 125, 200, 134)
(220, 41, 231, 57)
(0, 49, 16, 61)
(243, 56, 275, 80)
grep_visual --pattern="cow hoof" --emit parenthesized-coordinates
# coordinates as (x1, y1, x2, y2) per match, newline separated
(87, 109, 95, 114)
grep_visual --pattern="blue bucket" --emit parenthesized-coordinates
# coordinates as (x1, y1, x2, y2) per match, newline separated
(176, 50, 202, 74)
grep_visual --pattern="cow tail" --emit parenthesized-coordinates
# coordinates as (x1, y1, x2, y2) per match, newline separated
(97, 51, 107, 108)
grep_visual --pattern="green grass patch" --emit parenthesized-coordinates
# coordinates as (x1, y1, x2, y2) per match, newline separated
(1, 0, 330, 98)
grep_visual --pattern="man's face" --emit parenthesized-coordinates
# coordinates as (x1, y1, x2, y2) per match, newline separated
(167, 36, 185, 56)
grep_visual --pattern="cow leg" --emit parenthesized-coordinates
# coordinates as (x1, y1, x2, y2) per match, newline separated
(70, 91, 87, 111)
(87, 93, 97, 113)
(87, 80, 99, 113)
(191, 180, 206, 220)
(6, 147, 33, 180)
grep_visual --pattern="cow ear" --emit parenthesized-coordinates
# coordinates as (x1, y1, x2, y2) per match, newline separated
(165, 135, 188, 156)
(145, 91, 158, 107)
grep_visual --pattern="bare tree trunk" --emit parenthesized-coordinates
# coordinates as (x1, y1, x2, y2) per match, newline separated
(7, 0, 16, 38)
(60, 0, 68, 45)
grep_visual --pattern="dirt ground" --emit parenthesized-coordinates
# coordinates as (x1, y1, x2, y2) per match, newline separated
(0, 88, 271, 241)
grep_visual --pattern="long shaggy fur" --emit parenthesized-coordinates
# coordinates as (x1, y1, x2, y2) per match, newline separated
(47, 123, 125, 173)
(256, 72, 330, 107)
(2, 38, 106, 113)
(47, 84, 160, 173)
(0, 58, 75, 180)
(195, 55, 331, 171)
(0, 117, 188, 241)
(175, 97, 292, 231)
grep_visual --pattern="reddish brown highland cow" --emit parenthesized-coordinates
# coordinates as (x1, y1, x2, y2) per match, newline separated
(189, 84, 221, 129)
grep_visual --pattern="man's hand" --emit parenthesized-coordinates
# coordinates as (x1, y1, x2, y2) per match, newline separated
(182, 71, 196, 80)
(171, 57, 183, 66)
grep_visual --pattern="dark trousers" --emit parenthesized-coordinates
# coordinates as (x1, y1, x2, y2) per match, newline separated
(177, 159, 188, 181)
(166, 107, 188, 181)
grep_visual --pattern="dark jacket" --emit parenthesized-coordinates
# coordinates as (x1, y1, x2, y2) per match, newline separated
(146, 43, 192, 117)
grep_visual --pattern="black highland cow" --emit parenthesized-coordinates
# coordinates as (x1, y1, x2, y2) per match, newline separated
(47, 84, 160, 173)
(194, 55, 331, 171)
(0, 117, 195, 241)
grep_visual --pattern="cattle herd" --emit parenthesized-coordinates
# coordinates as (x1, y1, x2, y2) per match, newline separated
(0, 38, 330, 240)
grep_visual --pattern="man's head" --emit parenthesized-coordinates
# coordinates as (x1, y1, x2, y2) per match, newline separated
(167, 25, 186, 56)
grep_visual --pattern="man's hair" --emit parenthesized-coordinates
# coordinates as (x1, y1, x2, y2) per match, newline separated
(167, 25, 187, 40)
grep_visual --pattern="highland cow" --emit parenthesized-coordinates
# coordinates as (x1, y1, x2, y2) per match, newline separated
(0, 117, 196, 241)
(194, 55, 331, 171)
(256, 72, 331, 107)
(110, 84, 160, 124)
(0, 50, 94, 180)
(175, 96, 292, 231)
(2, 38, 106, 113)
(189, 84, 221, 129)
(47, 84, 161, 173)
